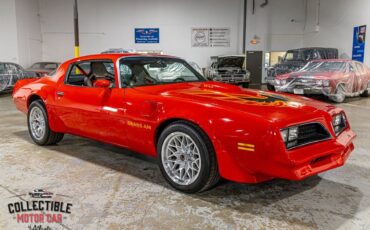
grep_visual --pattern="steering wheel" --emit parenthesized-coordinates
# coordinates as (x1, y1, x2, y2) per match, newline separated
(174, 78, 185, 82)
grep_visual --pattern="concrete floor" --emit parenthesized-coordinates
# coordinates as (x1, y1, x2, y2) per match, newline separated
(0, 93, 369, 230)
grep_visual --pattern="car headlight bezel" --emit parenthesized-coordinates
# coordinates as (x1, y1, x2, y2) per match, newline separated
(280, 126, 299, 149)
(332, 113, 347, 136)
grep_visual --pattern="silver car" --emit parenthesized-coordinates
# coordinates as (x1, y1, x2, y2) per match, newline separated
(205, 55, 250, 88)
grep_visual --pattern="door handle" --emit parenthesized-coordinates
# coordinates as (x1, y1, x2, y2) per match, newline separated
(56, 91, 64, 97)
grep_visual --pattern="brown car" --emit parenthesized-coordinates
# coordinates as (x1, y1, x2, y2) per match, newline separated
(27, 62, 60, 77)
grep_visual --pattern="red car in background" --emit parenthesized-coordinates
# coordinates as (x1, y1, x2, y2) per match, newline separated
(274, 59, 370, 102)
(27, 62, 60, 77)
(12, 54, 355, 193)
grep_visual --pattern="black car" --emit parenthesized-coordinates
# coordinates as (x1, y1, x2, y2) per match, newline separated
(0, 62, 37, 93)
(266, 47, 338, 91)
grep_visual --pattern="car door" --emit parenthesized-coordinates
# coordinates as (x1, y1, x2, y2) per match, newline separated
(54, 59, 127, 145)
(347, 63, 360, 93)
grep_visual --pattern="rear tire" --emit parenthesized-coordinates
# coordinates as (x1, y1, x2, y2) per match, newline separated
(360, 82, 369, 97)
(28, 100, 64, 145)
(157, 121, 219, 193)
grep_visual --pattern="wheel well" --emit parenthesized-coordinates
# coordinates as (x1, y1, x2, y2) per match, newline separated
(155, 118, 202, 147)
(27, 94, 42, 108)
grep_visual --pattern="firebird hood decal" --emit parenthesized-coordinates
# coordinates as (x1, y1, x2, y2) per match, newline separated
(178, 89, 289, 107)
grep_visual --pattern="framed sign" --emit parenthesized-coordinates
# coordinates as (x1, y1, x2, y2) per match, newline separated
(191, 27, 230, 47)
(135, 28, 160, 44)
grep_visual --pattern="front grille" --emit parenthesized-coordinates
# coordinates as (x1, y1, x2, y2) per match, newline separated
(286, 123, 331, 149)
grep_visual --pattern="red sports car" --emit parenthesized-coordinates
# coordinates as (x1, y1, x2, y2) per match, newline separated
(274, 59, 370, 102)
(13, 54, 356, 193)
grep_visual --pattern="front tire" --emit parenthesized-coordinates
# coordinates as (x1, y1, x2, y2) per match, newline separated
(28, 100, 64, 145)
(360, 82, 369, 97)
(267, 83, 275, 91)
(329, 84, 346, 103)
(157, 121, 219, 193)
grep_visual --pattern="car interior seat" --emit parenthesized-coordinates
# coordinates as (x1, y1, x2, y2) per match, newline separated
(84, 62, 114, 87)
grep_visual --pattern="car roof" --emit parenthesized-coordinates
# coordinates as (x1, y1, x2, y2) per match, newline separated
(67, 53, 179, 63)
(309, 59, 353, 63)
(33, 62, 60, 64)
(287, 47, 337, 51)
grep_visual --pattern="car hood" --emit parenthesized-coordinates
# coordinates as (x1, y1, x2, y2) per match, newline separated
(134, 82, 336, 123)
(217, 56, 244, 69)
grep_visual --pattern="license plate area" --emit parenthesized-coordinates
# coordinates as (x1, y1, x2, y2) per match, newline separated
(293, 88, 304, 94)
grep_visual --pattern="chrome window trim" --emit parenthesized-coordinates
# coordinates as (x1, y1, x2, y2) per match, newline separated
(115, 55, 205, 89)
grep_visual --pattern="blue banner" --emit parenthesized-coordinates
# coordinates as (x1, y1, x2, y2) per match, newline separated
(352, 25, 366, 63)
(135, 28, 160, 44)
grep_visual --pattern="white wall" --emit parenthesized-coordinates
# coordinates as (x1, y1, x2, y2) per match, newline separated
(0, 0, 19, 63)
(15, 0, 43, 68)
(38, 0, 307, 69)
(39, 0, 244, 67)
(303, 0, 370, 66)
(245, 0, 305, 52)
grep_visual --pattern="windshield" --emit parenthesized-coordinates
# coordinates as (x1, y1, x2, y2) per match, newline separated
(31, 63, 59, 70)
(119, 57, 205, 87)
(283, 50, 319, 62)
(299, 61, 346, 72)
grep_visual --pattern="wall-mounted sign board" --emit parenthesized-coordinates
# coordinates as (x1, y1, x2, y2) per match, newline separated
(135, 28, 160, 44)
(191, 28, 230, 47)
(352, 25, 366, 63)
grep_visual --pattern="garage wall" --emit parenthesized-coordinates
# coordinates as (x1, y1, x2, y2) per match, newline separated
(245, 0, 305, 52)
(0, 0, 19, 63)
(38, 0, 307, 69)
(39, 0, 244, 67)
(303, 0, 370, 66)
(15, 0, 43, 68)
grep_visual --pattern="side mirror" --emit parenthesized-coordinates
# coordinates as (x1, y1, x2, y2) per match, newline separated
(94, 79, 111, 88)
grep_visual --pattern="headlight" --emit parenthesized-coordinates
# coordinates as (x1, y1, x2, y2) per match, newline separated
(316, 79, 330, 87)
(280, 126, 299, 148)
(332, 113, 347, 135)
(281, 79, 287, 85)
(275, 80, 281, 85)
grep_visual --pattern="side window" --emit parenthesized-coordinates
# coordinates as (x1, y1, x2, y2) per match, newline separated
(120, 64, 133, 86)
(355, 63, 365, 75)
(349, 63, 357, 73)
(66, 60, 116, 87)
(66, 62, 90, 86)
(0, 63, 5, 73)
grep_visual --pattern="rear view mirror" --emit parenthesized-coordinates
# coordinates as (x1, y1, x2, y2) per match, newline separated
(94, 79, 111, 88)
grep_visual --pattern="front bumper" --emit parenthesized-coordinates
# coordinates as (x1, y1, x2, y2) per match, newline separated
(275, 85, 332, 95)
(212, 74, 250, 84)
(266, 77, 275, 85)
(217, 125, 356, 183)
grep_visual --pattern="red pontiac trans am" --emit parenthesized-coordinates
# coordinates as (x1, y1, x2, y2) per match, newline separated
(13, 54, 356, 193)
(274, 59, 370, 103)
